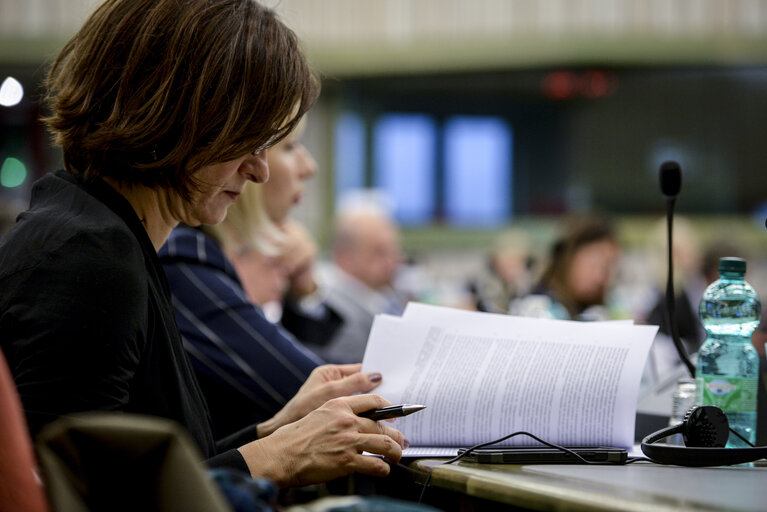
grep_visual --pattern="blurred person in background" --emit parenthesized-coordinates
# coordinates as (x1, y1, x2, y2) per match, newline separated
(635, 226, 754, 426)
(0, 0, 406, 488)
(639, 222, 747, 393)
(510, 214, 620, 321)
(466, 228, 535, 313)
(159, 123, 347, 438)
(307, 205, 406, 364)
(257, 123, 345, 343)
(641, 217, 707, 361)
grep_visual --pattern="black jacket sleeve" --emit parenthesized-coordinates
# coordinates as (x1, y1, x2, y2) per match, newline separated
(1, 227, 147, 437)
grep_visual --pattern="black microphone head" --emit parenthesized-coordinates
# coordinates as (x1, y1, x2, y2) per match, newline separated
(659, 161, 682, 199)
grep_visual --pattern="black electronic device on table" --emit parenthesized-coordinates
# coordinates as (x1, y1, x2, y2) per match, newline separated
(456, 446, 628, 464)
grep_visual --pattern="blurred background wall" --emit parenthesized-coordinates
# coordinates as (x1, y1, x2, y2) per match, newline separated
(2, 0, 767, 310)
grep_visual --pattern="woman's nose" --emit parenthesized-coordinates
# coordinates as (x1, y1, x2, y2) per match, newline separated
(298, 147, 317, 180)
(243, 151, 270, 183)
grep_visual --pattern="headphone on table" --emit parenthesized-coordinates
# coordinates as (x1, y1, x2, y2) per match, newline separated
(641, 405, 767, 466)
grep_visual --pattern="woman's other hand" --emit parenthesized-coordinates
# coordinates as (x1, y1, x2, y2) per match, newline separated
(256, 363, 382, 437)
(239, 394, 406, 487)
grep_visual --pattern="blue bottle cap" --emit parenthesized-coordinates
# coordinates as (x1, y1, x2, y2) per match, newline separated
(719, 257, 746, 274)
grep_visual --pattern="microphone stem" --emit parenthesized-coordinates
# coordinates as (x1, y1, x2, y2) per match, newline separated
(665, 198, 696, 377)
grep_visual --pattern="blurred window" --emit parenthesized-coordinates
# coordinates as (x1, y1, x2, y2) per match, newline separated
(334, 112, 514, 227)
(444, 116, 512, 227)
(373, 114, 437, 226)
(333, 112, 366, 200)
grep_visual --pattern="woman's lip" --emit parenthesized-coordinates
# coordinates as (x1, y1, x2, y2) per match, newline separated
(225, 191, 241, 201)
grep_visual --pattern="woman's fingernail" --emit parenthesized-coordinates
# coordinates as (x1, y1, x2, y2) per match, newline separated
(403, 439, 410, 449)
(369, 372, 382, 383)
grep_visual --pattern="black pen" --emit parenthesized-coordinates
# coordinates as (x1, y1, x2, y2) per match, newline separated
(358, 404, 426, 421)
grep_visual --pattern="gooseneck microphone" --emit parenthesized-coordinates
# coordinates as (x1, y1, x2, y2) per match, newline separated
(659, 161, 696, 377)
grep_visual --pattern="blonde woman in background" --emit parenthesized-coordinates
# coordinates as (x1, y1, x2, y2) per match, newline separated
(208, 178, 290, 308)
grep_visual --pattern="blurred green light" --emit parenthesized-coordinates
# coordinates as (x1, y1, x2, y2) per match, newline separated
(1, 157, 27, 188)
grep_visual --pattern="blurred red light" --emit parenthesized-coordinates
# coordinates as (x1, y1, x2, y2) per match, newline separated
(541, 71, 578, 100)
(580, 70, 618, 98)
(541, 70, 619, 100)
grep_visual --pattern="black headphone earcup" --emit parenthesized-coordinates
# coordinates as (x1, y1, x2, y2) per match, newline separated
(683, 405, 729, 448)
(641, 405, 767, 466)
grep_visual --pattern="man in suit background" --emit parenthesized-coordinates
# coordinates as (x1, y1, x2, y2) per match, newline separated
(307, 205, 406, 363)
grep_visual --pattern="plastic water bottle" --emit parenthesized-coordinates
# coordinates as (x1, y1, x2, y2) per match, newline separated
(667, 378, 698, 446)
(697, 257, 761, 447)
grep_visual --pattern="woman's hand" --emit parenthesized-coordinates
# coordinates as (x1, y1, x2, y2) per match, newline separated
(229, 247, 289, 306)
(275, 220, 318, 298)
(239, 394, 407, 487)
(256, 363, 382, 438)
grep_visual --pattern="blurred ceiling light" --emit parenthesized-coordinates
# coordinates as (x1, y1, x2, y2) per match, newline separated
(0, 77, 24, 107)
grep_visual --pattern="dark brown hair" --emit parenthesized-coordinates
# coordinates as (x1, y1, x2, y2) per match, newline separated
(538, 214, 616, 316)
(43, 0, 319, 197)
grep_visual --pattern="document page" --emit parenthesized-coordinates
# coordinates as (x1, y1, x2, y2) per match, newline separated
(362, 303, 657, 454)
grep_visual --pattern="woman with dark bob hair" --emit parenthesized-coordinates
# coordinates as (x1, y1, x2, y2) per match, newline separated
(511, 214, 620, 321)
(0, 0, 405, 487)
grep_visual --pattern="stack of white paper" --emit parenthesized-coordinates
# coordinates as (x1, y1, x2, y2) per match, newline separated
(361, 303, 658, 456)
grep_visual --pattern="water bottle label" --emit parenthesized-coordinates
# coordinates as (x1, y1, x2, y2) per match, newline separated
(699, 375, 757, 413)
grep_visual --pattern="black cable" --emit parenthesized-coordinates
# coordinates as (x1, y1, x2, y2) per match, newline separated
(417, 431, 620, 504)
(417, 472, 434, 504)
(729, 427, 756, 447)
